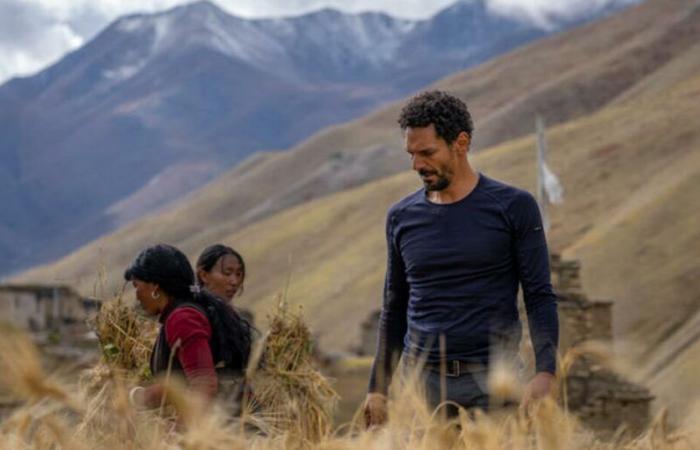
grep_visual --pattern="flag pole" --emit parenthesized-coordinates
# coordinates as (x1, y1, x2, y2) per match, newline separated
(536, 115, 550, 233)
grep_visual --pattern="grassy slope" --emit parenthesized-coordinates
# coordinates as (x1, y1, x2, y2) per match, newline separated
(241, 72, 700, 417)
(25, 66, 700, 365)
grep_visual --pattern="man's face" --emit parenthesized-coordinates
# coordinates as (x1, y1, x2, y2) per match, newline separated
(405, 124, 457, 191)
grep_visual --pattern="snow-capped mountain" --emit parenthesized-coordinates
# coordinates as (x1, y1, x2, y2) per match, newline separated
(107, 3, 416, 82)
(0, 0, 634, 276)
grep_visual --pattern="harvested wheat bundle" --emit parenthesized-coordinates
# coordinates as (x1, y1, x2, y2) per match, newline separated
(95, 295, 158, 373)
(250, 300, 338, 445)
(82, 295, 158, 393)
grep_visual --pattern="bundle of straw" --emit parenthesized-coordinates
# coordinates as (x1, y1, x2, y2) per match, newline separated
(250, 301, 338, 444)
(81, 296, 158, 392)
(96, 295, 158, 372)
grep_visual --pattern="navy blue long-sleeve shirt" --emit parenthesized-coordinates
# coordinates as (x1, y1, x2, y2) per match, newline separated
(368, 174, 558, 394)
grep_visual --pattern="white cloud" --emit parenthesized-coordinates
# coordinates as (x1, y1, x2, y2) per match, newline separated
(21, 0, 455, 20)
(0, 0, 637, 84)
(0, 0, 84, 83)
(0, 0, 455, 84)
(220, 0, 456, 19)
(487, 0, 637, 29)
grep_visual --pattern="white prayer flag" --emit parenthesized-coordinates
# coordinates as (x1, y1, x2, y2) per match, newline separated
(535, 115, 564, 233)
(542, 161, 564, 204)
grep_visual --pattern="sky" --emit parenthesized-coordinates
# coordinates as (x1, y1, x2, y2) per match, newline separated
(0, 0, 635, 84)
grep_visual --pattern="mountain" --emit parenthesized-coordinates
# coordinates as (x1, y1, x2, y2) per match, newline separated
(0, 0, 636, 277)
(16, 0, 696, 284)
(15, 0, 694, 291)
(16, 0, 700, 419)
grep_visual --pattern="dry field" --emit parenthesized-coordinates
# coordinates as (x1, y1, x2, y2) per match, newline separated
(2, 302, 699, 450)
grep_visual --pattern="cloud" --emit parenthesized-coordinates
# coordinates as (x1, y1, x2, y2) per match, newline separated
(219, 0, 455, 18)
(0, 0, 459, 84)
(487, 0, 637, 29)
(0, 0, 186, 83)
(0, 0, 639, 84)
(0, 0, 84, 83)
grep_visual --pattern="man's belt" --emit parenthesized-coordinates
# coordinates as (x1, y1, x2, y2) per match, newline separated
(406, 358, 486, 378)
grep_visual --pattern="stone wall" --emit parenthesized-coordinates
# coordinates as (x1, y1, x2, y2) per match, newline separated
(0, 284, 86, 331)
(550, 254, 652, 436)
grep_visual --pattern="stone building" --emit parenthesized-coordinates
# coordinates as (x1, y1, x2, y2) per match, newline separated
(356, 254, 652, 434)
(0, 284, 89, 331)
(550, 255, 652, 435)
(0, 284, 99, 416)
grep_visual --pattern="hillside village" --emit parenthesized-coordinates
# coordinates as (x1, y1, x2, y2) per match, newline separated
(4, 0, 700, 432)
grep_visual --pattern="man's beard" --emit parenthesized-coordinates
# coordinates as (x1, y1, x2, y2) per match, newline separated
(419, 169, 451, 191)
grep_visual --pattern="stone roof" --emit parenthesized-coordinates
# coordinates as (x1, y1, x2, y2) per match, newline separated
(0, 283, 79, 297)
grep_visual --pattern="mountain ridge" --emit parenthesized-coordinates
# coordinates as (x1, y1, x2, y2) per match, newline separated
(0, 0, 640, 277)
(12, 0, 687, 285)
(0, 0, 561, 277)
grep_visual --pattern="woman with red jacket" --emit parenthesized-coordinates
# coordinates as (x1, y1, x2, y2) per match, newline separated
(124, 244, 253, 410)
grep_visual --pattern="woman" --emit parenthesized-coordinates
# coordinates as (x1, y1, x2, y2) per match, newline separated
(124, 244, 253, 410)
(195, 244, 245, 303)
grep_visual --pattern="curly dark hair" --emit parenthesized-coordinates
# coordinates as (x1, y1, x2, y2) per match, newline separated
(398, 90, 474, 144)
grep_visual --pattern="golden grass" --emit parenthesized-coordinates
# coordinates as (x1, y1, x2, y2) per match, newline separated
(1, 327, 697, 450)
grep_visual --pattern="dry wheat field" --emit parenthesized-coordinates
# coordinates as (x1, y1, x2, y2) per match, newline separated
(0, 296, 697, 450)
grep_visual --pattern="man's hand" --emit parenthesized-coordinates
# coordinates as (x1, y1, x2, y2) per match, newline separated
(521, 372, 556, 411)
(363, 392, 388, 428)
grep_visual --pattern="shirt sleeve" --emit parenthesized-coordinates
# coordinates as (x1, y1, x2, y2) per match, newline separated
(165, 307, 218, 398)
(508, 190, 559, 375)
(368, 209, 410, 394)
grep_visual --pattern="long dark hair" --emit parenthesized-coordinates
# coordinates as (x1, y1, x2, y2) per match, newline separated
(124, 243, 253, 370)
(196, 244, 246, 295)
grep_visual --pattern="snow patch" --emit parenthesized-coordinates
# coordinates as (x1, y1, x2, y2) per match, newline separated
(185, 8, 287, 67)
(151, 15, 174, 52)
(107, 4, 421, 76)
(103, 59, 147, 81)
(116, 16, 146, 33)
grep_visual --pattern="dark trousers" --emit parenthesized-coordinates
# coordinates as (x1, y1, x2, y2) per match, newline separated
(400, 356, 490, 416)
(401, 353, 524, 417)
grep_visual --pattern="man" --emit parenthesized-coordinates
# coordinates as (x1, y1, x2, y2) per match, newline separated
(364, 91, 559, 426)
